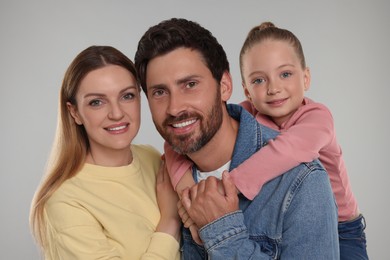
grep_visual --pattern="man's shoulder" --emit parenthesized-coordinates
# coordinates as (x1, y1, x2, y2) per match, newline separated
(282, 159, 327, 183)
(258, 159, 327, 197)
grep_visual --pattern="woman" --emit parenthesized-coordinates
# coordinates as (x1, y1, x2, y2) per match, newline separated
(30, 46, 180, 259)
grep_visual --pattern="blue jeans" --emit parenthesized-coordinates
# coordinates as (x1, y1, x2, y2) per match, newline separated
(339, 214, 368, 260)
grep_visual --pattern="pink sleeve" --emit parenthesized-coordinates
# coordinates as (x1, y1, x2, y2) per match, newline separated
(163, 142, 193, 190)
(230, 103, 335, 200)
(239, 100, 257, 116)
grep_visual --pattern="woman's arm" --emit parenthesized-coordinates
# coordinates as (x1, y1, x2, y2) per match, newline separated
(155, 160, 181, 241)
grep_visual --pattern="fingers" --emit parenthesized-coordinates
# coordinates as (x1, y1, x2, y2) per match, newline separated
(189, 224, 203, 245)
(177, 200, 189, 224)
(222, 171, 236, 196)
(181, 187, 192, 212)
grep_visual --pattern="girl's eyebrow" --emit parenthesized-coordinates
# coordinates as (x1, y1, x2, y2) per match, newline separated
(277, 63, 296, 69)
(247, 63, 296, 78)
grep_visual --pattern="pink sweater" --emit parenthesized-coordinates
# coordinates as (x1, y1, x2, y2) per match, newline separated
(164, 97, 358, 221)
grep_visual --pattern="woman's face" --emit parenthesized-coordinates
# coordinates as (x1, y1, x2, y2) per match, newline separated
(68, 65, 141, 158)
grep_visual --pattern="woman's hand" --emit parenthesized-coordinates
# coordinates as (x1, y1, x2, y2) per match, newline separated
(156, 160, 181, 242)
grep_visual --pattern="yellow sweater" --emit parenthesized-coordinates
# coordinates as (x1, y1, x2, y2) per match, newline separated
(44, 144, 180, 260)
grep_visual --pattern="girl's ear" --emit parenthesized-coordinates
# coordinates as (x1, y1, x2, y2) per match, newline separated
(242, 82, 252, 102)
(220, 71, 233, 102)
(67, 102, 83, 125)
(304, 67, 311, 91)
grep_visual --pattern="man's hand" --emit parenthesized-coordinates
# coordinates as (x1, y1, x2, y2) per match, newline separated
(180, 172, 239, 228)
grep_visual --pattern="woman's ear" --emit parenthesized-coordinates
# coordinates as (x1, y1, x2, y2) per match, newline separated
(66, 102, 82, 125)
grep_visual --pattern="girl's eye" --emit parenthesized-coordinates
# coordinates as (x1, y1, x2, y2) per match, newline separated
(89, 99, 102, 107)
(252, 78, 265, 85)
(281, 72, 292, 78)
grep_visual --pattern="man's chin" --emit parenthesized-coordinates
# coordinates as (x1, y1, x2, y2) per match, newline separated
(168, 139, 197, 155)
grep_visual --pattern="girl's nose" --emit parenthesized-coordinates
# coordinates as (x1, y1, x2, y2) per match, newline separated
(267, 83, 281, 95)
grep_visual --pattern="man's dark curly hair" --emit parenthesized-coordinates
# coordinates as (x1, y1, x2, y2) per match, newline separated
(134, 18, 230, 94)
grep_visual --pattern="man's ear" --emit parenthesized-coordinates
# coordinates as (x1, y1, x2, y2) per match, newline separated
(66, 102, 83, 125)
(220, 71, 233, 102)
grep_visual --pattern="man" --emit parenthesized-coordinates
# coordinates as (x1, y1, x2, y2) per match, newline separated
(135, 18, 339, 259)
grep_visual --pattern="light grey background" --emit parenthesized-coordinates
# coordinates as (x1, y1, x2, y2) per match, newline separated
(1, 0, 388, 259)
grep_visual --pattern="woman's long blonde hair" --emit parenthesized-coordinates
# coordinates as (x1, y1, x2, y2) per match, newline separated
(29, 45, 138, 251)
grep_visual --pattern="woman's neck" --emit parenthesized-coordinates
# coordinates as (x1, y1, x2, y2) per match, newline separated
(86, 147, 133, 167)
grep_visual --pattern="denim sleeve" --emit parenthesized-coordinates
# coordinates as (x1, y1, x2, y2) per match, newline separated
(199, 169, 339, 259)
(199, 211, 273, 259)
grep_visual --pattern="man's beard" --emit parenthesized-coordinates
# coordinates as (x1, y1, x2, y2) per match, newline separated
(154, 93, 223, 155)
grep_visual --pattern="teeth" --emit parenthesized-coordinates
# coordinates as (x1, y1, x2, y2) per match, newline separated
(107, 125, 126, 131)
(173, 119, 196, 128)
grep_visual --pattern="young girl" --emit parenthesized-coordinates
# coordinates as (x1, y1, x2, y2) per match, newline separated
(30, 46, 180, 259)
(166, 22, 368, 259)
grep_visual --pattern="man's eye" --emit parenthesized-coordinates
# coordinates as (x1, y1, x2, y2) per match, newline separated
(281, 72, 292, 78)
(186, 81, 197, 88)
(153, 89, 165, 97)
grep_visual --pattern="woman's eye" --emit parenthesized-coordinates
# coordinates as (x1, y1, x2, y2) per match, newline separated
(123, 92, 135, 100)
(281, 72, 292, 78)
(89, 99, 102, 106)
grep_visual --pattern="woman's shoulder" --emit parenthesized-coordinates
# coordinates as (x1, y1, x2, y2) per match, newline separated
(131, 144, 162, 170)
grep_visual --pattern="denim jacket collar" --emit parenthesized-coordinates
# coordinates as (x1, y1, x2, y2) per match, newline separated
(227, 103, 278, 171)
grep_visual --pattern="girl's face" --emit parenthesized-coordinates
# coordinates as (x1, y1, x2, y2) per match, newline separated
(68, 65, 141, 161)
(241, 39, 311, 127)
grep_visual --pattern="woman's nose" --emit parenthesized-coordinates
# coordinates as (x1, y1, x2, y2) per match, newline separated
(108, 103, 125, 120)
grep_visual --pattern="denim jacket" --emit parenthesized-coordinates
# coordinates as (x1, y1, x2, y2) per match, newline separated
(181, 104, 339, 259)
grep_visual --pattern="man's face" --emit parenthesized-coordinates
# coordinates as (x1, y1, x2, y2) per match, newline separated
(145, 47, 223, 154)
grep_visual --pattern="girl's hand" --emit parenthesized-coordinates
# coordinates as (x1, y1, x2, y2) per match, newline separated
(177, 200, 202, 245)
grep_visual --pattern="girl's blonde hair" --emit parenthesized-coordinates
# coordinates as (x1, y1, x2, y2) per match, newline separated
(29, 45, 138, 252)
(239, 21, 306, 83)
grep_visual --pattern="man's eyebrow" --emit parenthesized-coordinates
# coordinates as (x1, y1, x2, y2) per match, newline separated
(176, 74, 202, 85)
(148, 74, 202, 90)
(148, 83, 167, 90)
